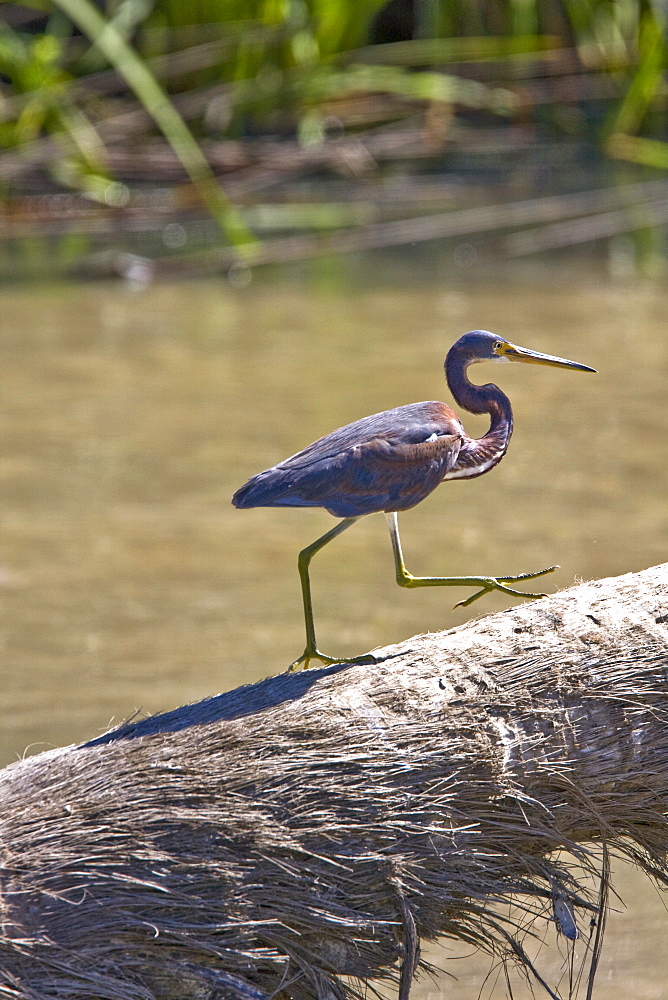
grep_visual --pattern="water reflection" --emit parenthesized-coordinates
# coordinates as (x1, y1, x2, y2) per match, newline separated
(0, 271, 666, 995)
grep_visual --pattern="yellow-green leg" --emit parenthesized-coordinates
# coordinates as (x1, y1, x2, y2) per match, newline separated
(385, 512, 557, 608)
(288, 517, 377, 672)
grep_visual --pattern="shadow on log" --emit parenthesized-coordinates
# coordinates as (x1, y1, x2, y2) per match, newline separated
(2, 564, 668, 1000)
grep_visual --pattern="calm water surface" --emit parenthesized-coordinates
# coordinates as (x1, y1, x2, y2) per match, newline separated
(1, 271, 667, 996)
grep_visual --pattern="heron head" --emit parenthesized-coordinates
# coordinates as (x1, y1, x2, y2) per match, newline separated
(453, 330, 596, 373)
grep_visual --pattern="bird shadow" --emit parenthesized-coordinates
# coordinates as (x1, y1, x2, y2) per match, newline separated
(82, 661, 356, 748)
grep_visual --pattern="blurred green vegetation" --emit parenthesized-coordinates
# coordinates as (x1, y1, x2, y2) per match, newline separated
(1, 0, 667, 275)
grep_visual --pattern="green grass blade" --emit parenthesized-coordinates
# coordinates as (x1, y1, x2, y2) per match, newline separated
(344, 34, 556, 67)
(607, 133, 668, 168)
(304, 64, 518, 115)
(51, 0, 257, 257)
(606, 10, 665, 138)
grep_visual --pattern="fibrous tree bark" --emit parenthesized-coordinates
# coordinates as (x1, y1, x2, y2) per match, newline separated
(1, 563, 668, 1000)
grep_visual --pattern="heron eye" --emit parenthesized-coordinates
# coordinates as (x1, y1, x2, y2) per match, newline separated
(494, 341, 503, 351)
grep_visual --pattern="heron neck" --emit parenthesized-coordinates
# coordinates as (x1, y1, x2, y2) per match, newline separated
(445, 356, 514, 452)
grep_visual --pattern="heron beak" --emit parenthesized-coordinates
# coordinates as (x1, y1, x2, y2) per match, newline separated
(500, 342, 596, 373)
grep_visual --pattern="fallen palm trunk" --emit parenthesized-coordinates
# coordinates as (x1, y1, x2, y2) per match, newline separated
(1, 563, 668, 1000)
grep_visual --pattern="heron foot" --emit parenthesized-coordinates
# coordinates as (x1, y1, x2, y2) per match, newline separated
(287, 648, 378, 672)
(453, 565, 559, 609)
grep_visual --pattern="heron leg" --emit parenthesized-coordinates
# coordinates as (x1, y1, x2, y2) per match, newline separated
(288, 517, 378, 672)
(385, 512, 557, 609)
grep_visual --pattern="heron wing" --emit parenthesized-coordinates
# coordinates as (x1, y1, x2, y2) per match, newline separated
(318, 431, 463, 515)
(232, 402, 465, 517)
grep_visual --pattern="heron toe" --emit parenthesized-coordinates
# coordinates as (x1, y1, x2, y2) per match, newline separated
(453, 565, 558, 609)
(287, 648, 378, 672)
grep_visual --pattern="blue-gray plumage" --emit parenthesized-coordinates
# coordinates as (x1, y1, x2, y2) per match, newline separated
(232, 401, 465, 517)
(233, 330, 595, 670)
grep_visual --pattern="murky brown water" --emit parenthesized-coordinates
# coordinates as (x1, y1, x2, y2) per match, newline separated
(1, 271, 667, 996)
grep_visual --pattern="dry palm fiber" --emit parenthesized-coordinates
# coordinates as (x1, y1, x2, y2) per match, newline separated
(1, 563, 668, 999)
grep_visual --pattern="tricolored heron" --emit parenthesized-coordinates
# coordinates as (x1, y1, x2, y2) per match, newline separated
(233, 330, 595, 670)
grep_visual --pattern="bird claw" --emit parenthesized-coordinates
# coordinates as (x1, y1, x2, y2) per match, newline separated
(497, 565, 559, 583)
(287, 648, 378, 672)
(453, 565, 558, 610)
(453, 588, 489, 609)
